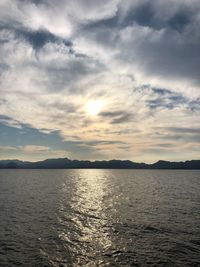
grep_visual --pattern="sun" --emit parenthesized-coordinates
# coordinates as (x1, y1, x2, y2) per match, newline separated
(86, 100, 103, 116)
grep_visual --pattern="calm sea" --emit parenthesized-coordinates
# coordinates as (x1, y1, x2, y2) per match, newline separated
(0, 169, 199, 266)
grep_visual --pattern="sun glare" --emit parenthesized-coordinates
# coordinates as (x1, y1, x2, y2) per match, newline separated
(86, 100, 103, 116)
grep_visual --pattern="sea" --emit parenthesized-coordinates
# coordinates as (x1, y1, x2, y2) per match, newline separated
(0, 169, 199, 267)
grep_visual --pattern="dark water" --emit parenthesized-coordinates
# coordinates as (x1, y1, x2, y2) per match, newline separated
(0, 170, 200, 267)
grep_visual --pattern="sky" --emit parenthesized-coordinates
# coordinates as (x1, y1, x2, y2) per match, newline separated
(0, 0, 200, 162)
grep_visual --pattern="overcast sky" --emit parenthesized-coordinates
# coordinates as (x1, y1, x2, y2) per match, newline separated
(0, 0, 200, 162)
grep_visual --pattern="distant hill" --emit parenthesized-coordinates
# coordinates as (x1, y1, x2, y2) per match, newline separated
(0, 158, 200, 169)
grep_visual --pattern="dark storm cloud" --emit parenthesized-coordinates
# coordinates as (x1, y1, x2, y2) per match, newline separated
(122, 2, 158, 29)
(142, 42, 200, 83)
(147, 88, 187, 110)
(152, 88, 172, 95)
(147, 87, 200, 111)
(0, 25, 72, 50)
(18, 30, 68, 50)
(84, 1, 192, 32)
(188, 98, 200, 111)
(122, 2, 191, 32)
(168, 12, 190, 32)
(83, 2, 160, 31)
(79, 6, 199, 91)
(82, 0, 200, 87)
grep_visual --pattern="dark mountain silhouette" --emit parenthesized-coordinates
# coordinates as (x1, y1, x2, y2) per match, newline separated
(0, 158, 200, 169)
(151, 160, 200, 169)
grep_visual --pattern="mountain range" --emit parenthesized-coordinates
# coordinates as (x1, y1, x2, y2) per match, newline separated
(0, 158, 200, 169)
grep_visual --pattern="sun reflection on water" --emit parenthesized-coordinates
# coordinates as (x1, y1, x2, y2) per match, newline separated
(58, 169, 113, 266)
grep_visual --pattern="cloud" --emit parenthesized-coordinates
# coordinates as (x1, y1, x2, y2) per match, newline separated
(73, 0, 200, 93)
(152, 126, 200, 144)
(21, 145, 68, 158)
(18, 29, 62, 50)
(22, 145, 50, 153)
(0, 0, 200, 161)
(99, 110, 133, 124)
(166, 127, 200, 134)
(147, 87, 187, 110)
(0, 0, 119, 39)
(0, 145, 17, 152)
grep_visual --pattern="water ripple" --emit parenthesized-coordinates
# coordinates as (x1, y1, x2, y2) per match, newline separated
(0, 169, 200, 266)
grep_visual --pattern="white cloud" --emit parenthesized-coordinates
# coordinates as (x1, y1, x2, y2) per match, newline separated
(0, 0, 200, 161)
(22, 145, 50, 153)
(0, 146, 17, 152)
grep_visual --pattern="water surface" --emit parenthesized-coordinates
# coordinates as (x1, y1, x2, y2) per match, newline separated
(0, 169, 200, 266)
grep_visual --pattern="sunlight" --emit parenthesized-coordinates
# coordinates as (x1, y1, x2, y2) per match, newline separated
(86, 100, 103, 116)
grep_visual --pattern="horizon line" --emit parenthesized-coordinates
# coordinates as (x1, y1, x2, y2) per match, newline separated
(0, 157, 200, 164)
